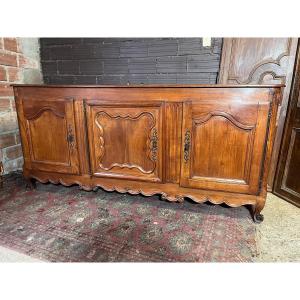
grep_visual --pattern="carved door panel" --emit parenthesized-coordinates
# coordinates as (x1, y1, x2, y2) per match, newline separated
(85, 100, 163, 182)
(274, 47, 300, 207)
(19, 97, 80, 174)
(180, 100, 270, 194)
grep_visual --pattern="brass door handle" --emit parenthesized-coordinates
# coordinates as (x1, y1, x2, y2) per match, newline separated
(184, 130, 191, 163)
(150, 128, 158, 161)
(67, 125, 75, 149)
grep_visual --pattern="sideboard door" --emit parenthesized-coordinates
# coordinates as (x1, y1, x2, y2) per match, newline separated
(180, 100, 270, 194)
(85, 101, 163, 182)
(18, 97, 80, 174)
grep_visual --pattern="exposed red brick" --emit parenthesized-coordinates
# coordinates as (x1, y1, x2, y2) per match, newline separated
(0, 38, 41, 174)
(0, 98, 10, 112)
(0, 83, 14, 96)
(0, 51, 18, 66)
(0, 133, 16, 148)
(18, 55, 38, 69)
(3, 38, 18, 52)
(0, 66, 7, 81)
(5, 144, 23, 160)
(7, 67, 21, 83)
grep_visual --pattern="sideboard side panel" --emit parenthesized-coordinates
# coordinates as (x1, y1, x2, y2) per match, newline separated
(14, 88, 32, 171)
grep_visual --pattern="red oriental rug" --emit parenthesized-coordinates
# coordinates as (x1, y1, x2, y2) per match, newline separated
(0, 173, 257, 262)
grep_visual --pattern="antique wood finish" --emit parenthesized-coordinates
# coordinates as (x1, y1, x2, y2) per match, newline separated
(13, 84, 282, 222)
(180, 100, 270, 194)
(274, 45, 300, 207)
(85, 100, 164, 182)
(15, 93, 80, 174)
(219, 38, 298, 189)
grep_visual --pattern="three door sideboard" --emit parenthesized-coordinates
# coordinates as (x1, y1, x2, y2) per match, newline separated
(13, 84, 283, 222)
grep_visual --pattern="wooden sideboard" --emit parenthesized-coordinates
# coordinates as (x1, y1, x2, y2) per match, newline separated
(13, 84, 283, 223)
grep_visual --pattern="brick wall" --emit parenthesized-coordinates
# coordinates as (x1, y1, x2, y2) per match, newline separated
(40, 38, 222, 84)
(0, 38, 42, 174)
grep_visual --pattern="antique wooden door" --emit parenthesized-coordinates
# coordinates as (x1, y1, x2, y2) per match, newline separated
(17, 97, 80, 174)
(218, 38, 298, 189)
(85, 100, 163, 182)
(180, 99, 271, 194)
(274, 46, 300, 207)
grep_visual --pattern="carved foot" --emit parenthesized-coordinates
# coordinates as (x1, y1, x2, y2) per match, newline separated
(253, 213, 264, 224)
(25, 178, 36, 190)
(250, 197, 266, 224)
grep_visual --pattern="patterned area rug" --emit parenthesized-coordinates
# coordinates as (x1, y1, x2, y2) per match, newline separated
(0, 173, 257, 262)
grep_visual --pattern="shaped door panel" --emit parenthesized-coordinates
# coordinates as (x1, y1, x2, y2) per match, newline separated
(19, 97, 80, 174)
(180, 100, 270, 194)
(85, 100, 164, 182)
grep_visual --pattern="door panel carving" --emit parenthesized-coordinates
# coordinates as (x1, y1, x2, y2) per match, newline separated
(28, 110, 69, 164)
(219, 38, 293, 84)
(191, 113, 255, 183)
(20, 97, 80, 174)
(86, 101, 163, 182)
(180, 100, 270, 194)
(96, 111, 157, 173)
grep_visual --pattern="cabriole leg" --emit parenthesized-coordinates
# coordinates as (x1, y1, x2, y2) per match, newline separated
(251, 197, 266, 224)
(25, 177, 36, 190)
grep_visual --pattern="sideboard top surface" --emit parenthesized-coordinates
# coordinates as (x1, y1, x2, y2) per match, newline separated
(12, 84, 284, 89)
(14, 84, 283, 105)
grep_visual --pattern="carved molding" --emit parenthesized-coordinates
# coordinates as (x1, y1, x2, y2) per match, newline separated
(257, 71, 286, 84)
(192, 111, 256, 184)
(193, 111, 255, 130)
(95, 110, 157, 174)
(25, 106, 65, 120)
(221, 38, 292, 84)
(27, 173, 257, 208)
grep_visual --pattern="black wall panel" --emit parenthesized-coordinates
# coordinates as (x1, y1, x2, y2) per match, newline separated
(40, 38, 223, 85)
